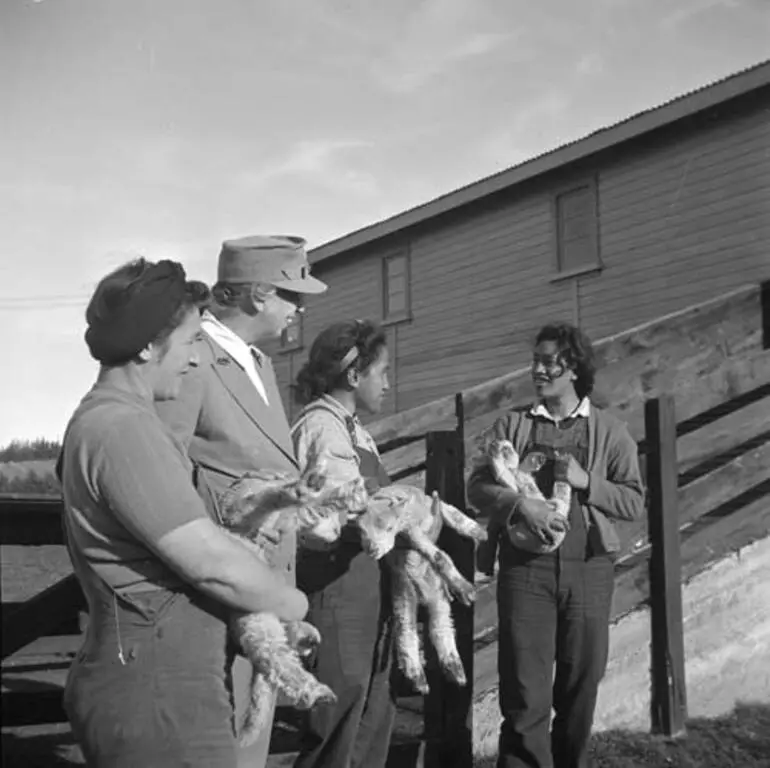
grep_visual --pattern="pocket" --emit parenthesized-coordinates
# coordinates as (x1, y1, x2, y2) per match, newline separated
(124, 588, 184, 624)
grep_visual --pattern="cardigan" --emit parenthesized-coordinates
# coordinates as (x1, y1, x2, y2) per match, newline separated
(466, 404, 645, 555)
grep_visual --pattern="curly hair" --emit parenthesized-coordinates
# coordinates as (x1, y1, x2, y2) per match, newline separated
(293, 319, 387, 405)
(534, 322, 596, 399)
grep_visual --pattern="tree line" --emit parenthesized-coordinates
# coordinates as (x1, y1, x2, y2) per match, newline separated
(0, 438, 62, 495)
(0, 438, 62, 463)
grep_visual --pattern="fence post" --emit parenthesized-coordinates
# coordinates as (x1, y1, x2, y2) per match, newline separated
(421, 403, 473, 767)
(644, 394, 687, 737)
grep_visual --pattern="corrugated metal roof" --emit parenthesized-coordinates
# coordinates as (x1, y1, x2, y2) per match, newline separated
(309, 58, 770, 266)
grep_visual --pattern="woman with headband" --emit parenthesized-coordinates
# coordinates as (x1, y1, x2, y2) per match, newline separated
(290, 319, 396, 768)
(56, 258, 308, 768)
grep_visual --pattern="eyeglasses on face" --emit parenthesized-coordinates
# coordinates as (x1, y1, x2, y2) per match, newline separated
(531, 354, 567, 377)
(273, 288, 304, 309)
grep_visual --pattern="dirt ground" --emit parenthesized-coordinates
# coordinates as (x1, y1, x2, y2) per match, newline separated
(472, 535, 770, 763)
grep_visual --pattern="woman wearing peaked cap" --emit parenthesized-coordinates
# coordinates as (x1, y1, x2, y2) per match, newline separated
(155, 234, 329, 767)
(58, 257, 308, 767)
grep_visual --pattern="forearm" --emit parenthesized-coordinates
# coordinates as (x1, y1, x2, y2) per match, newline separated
(194, 571, 308, 622)
(467, 464, 520, 523)
(585, 474, 644, 522)
(156, 522, 308, 621)
(585, 430, 645, 522)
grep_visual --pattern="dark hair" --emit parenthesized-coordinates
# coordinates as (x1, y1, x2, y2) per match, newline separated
(293, 319, 387, 405)
(209, 280, 281, 319)
(85, 258, 210, 365)
(534, 322, 596, 399)
(210, 281, 250, 308)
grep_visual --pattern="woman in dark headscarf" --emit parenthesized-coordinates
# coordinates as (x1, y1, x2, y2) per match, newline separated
(58, 258, 308, 768)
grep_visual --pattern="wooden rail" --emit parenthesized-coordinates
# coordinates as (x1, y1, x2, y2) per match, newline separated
(371, 283, 768, 480)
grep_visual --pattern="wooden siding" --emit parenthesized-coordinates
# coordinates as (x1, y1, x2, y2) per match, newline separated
(265, 249, 394, 422)
(269, 97, 770, 421)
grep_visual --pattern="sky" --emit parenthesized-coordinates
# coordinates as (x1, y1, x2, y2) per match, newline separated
(0, 0, 769, 446)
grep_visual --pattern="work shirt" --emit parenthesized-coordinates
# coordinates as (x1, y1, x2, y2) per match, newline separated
(60, 384, 209, 593)
(291, 394, 380, 486)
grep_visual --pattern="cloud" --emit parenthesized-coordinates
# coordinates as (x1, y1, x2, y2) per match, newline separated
(576, 52, 604, 77)
(477, 90, 573, 172)
(661, 0, 745, 30)
(236, 139, 378, 196)
(370, 0, 512, 93)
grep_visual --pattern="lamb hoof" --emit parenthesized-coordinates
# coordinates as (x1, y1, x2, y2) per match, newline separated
(315, 684, 337, 706)
(451, 580, 476, 606)
(402, 663, 429, 694)
(442, 656, 467, 687)
(297, 683, 337, 710)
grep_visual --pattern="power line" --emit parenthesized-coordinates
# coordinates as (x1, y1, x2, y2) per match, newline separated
(0, 295, 89, 303)
(0, 299, 88, 311)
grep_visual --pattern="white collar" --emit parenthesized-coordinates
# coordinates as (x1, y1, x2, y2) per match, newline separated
(530, 397, 591, 423)
(201, 311, 269, 402)
(201, 311, 266, 364)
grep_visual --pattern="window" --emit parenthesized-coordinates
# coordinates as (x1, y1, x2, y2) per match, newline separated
(554, 180, 601, 276)
(280, 313, 303, 352)
(382, 250, 411, 323)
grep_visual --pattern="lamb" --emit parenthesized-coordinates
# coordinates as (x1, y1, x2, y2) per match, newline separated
(218, 464, 367, 746)
(354, 485, 487, 694)
(479, 439, 572, 571)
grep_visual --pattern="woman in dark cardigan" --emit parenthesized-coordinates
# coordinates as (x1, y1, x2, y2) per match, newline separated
(467, 323, 644, 768)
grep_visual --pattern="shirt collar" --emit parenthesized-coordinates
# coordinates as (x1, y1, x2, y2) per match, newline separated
(201, 311, 266, 363)
(530, 397, 591, 423)
(320, 393, 359, 423)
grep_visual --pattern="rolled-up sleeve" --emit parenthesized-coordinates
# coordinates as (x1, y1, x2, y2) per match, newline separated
(95, 412, 209, 549)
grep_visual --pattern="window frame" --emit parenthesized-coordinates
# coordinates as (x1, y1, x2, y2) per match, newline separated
(550, 176, 603, 283)
(381, 247, 412, 326)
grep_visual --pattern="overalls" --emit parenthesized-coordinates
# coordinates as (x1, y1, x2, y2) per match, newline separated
(62, 511, 238, 767)
(293, 409, 397, 768)
(496, 418, 614, 768)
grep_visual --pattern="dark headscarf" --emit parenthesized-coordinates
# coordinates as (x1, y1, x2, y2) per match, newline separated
(84, 260, 188, 365)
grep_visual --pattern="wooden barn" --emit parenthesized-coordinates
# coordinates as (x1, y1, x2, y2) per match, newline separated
(266, 60, 770, 421)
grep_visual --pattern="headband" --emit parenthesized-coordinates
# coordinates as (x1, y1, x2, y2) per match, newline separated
(337, 345, 359, 374)
(85, 260, 188, 365)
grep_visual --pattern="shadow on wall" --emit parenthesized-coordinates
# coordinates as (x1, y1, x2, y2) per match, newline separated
(473, 701, 770, 768)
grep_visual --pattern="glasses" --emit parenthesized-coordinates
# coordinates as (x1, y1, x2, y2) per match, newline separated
(531, 354, 567, 377)
(273, 288, 304, 310)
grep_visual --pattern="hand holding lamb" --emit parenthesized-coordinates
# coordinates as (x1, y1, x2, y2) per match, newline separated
(219, 463, 366, 746)
(354, 485, 487, 694)
(486, 439, 572, 554)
